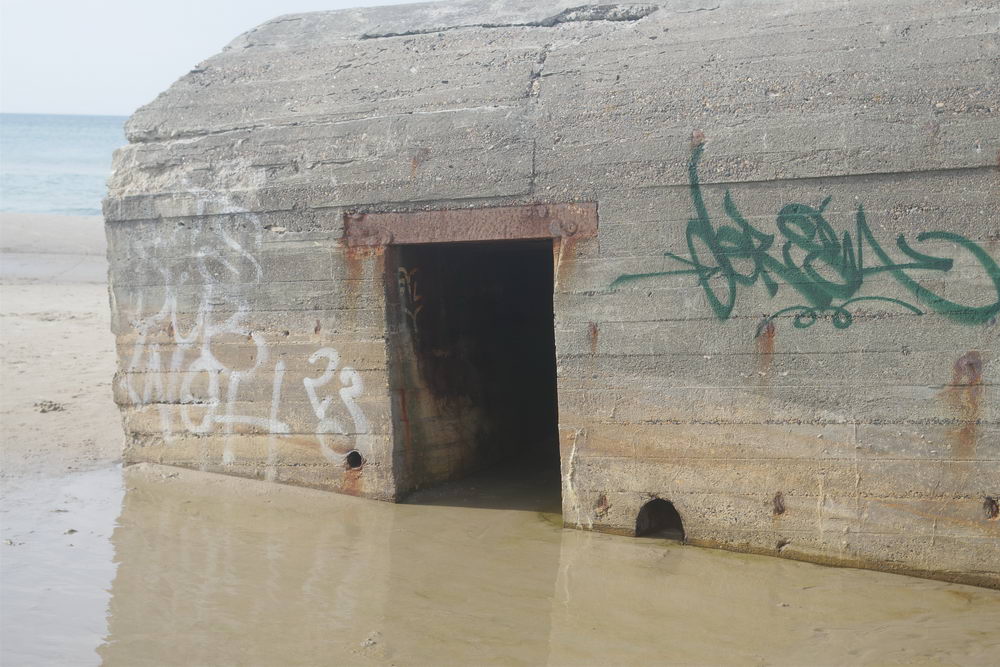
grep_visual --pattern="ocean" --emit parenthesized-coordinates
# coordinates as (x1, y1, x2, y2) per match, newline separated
(0, 113, 127, 216)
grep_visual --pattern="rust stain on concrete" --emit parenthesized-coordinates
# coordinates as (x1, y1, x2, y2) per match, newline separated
(587, 322, 599, 356)
(341, 241, 384, 323)
(342, 248, 365, 317)
(942, 351, 985, 459)
(554, 236, 580, 288)
(756, 321, 776, 376)
(341, 467, 363, 496)
(344, 203, 597, 247)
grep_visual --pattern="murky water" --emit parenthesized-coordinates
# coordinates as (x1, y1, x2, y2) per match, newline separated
(1, 467, 123, 666)
(2, 463, 999, 666)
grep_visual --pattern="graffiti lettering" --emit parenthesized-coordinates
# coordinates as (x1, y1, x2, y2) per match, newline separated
(121, 190, 370, 471)
(398, 266, 423, 336)
(302, 347, 369, 463)
(611, 142, 1000, 335)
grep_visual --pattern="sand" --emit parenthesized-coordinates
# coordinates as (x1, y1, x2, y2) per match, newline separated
(0, 213, 122, 475)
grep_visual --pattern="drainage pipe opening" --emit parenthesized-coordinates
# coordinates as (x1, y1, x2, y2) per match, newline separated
(345, 450, 364, 470)
(635, 498, 685, 541)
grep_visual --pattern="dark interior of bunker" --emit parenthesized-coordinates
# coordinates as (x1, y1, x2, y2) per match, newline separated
(387, 239, 561, 508)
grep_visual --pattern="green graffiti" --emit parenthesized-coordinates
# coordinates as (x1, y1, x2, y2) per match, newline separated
(610, 143, 1000, 335)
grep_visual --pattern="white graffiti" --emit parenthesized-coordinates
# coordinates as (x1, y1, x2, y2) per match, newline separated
(119, 191, 370, 471)
(397, 266, 423, 336)
(303, 348, 369, 462)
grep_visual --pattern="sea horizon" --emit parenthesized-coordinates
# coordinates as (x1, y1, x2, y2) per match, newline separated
(1, 112, 128, 217)
(1, 111, 130, 119)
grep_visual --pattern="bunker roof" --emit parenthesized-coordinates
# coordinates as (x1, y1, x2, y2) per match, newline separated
(106, 0, 997, 222)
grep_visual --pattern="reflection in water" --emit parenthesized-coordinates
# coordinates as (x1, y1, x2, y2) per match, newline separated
(0, 466, 124, 666)
(550, 530, 1000, 664)
(99, 464, 563, 665)
(95, 464, 1000, 666)
(4, 463, 998, 665)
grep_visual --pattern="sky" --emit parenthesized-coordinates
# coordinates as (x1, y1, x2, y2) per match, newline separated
(0, 0, 439, 117)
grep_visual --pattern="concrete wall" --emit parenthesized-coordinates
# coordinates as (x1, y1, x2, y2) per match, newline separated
(105, 0, 1000, 586)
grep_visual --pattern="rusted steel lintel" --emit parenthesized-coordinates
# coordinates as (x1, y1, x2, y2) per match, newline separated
(344, 203, 597, 247)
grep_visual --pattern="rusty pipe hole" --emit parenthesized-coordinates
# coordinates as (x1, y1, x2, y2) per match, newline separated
(345, 450, 364, 470)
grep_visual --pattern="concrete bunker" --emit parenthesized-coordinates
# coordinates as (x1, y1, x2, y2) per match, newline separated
(104, 0, 1000, 588)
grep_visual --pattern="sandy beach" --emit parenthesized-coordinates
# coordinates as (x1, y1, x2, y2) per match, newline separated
(0, 212, 122, 475)
(3, 0, 997, 661)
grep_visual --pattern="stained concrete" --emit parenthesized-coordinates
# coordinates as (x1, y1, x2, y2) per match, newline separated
(105, 0, 1000, 586)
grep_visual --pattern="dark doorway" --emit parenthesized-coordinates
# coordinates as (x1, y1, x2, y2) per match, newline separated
(636, 499, 685, 541)
(387, 239, 561, 511)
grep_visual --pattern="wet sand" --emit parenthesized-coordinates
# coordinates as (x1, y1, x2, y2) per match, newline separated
(0, 213, 121, 475)
(4, 463, 999, 666)
(2, 213, 999, 665)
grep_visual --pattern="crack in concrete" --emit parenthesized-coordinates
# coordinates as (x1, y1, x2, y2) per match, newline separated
(359, 4, 660, 40)
(675, 4, 720, 12)
(526, 43, 551, 99)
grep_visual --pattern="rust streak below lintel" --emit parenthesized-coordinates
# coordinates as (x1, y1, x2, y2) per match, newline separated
(344, 202, 597, 247)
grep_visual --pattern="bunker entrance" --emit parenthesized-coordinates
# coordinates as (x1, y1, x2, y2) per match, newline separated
(388, 239, 561, 509)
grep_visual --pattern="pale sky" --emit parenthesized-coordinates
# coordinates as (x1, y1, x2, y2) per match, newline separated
(0, 0, 440, 117)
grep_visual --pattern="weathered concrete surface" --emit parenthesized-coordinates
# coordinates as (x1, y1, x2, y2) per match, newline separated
(106, 0, 1000, 586)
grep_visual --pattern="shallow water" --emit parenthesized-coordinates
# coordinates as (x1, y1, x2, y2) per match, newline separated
(2, 463, 999, 666)
(1, 467, 124, 666)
